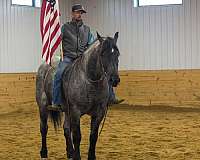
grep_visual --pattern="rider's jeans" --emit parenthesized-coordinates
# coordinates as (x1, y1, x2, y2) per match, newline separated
(52, 57, 73, 105)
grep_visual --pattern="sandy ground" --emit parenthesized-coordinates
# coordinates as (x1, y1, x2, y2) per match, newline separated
(1, 104, 200, 160)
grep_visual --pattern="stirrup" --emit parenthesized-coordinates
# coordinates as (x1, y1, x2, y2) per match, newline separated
(47, 104, 63, 111)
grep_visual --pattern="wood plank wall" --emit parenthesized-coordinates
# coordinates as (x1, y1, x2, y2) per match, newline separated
(1, 70, 200, 111)
(116, 70, 200, 107)
(0, 73, 36, 113)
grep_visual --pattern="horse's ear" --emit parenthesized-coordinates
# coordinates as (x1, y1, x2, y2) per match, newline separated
(114, 32, 119, 44)
(96, 32, 103, 43)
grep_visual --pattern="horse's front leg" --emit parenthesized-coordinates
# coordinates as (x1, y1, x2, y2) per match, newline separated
(63, 113, 74, 159)
(88, 113, 104, 160)
(71, 115, 81, 160)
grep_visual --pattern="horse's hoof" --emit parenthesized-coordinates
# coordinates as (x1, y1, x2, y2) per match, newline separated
(68, 158, 73, 160)
(41, 158, 48, 160)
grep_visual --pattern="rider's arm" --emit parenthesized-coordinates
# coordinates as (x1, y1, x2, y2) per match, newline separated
(88, 31, 95, 45)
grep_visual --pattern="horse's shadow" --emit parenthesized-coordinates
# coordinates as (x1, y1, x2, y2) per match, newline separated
(112, 103, 200, 113)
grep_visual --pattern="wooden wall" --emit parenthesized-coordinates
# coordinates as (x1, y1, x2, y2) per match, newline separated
(116, 70, 200, 107)
(1, 70, 200, 112)
(0, 73, 36, 114)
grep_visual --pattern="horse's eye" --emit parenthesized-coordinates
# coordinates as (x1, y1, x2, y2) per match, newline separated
(111, 48, 114, 53)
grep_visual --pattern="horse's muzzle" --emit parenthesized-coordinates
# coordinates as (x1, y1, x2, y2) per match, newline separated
(111, 76, 120, 87)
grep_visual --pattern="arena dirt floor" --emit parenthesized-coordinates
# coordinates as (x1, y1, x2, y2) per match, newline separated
(1, 103, 200, 160)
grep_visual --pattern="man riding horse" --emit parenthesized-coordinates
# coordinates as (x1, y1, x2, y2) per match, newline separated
(51, 4, 124, 110)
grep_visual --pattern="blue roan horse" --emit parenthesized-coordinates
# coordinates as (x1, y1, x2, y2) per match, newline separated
(36, 32, 120, 160)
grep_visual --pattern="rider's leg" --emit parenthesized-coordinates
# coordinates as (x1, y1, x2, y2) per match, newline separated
(52, 57, 73, 108)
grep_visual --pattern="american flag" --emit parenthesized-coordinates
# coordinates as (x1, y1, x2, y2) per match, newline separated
(40, 0, 61, 64)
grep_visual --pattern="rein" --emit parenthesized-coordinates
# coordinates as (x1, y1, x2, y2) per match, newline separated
(85, 45, 110, 137)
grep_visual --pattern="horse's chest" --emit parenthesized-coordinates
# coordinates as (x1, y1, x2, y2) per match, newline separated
(69, 80, 109, 105)
(87, 83, 108, 99)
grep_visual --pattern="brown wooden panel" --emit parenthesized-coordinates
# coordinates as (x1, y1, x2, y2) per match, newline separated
(1, 70, 200, 110)
(0, 73, 36, 112)
(116, 70, 200, 106)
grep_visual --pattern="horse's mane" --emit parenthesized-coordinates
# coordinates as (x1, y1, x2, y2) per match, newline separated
(84, 39, 100, 56)
(83, 36, 112, 58)
(82, 39, 101, 65)
(83, 36, 119, 66)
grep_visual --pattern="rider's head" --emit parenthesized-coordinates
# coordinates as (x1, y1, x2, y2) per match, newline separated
(71, 4, 86, 21)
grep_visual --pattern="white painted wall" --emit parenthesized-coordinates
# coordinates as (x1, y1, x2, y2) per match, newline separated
(0, 0, 41, 72)
(1, 0, 200, 72)
(0, 0, 70, 73)
(68, 0, 200, 70)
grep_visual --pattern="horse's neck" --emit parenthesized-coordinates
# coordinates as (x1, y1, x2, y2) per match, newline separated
(83, 41, 104, 81)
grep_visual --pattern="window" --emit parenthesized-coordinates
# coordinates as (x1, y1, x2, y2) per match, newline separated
(134, 0, 183, 7)
(12, 0, 41, 7)
(35, 0, 41, 7)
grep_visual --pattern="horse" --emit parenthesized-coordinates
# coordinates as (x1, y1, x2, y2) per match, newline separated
(36, 32, 120, 160)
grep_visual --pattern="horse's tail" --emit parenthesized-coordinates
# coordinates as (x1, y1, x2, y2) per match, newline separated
(36, 63, 62, 130)
(49, 111, 62, 131)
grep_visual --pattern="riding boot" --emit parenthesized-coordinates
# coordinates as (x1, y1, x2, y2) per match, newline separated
(108, 96, 125, 106)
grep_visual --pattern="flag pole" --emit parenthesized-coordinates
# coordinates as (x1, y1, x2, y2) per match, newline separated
(60, 41, 64, 61)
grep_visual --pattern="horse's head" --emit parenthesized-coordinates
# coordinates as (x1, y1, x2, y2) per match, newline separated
(97, 32, 120, 87)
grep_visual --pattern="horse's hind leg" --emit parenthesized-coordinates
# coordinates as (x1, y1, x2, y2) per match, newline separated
(39, 107, 49, 159)
(88, 114, 104, 160)
(63, 113, 74, 159)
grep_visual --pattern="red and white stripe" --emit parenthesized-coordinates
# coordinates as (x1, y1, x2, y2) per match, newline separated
(40, 0, 61, 64)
